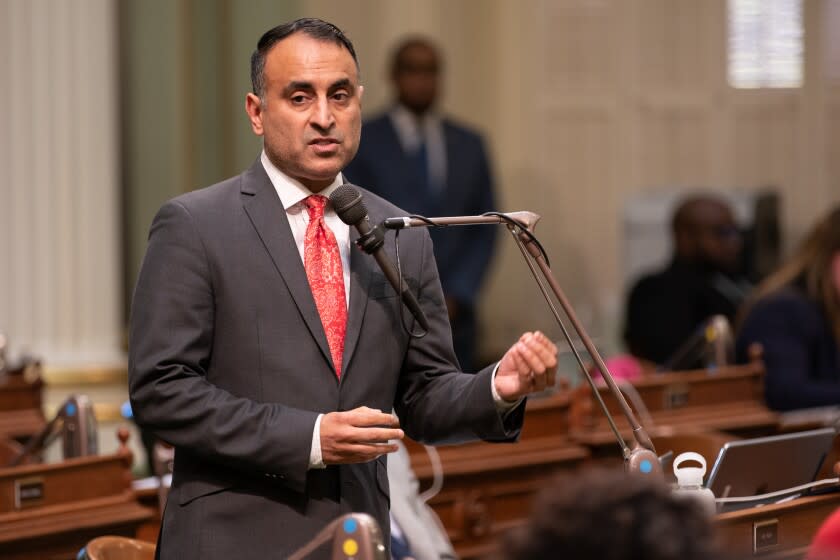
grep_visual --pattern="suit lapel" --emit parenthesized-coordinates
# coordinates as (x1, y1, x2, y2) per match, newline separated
(239, 161, 337, 378)
(341, 227, 373, 378)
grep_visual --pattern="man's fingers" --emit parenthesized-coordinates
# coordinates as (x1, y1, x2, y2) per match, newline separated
(321, 409, 403, 465)
(344, 406, 400, 428)
(517, 338, 550, 374)
(533, 331, 558, 355)
(348, 426, 404, 444)
(511, 347, 531, 377)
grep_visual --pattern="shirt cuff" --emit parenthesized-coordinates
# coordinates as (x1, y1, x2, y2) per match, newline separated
(309, 413, 326, 469)
(491, 363, 524, 413)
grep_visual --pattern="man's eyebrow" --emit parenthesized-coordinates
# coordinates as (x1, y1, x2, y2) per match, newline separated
(328, 78, 353, 93)
(282, 79, 355, 97)
(283, 81, 315, 96)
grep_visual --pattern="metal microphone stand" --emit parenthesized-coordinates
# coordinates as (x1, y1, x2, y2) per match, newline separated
(383, 212, 662, 477)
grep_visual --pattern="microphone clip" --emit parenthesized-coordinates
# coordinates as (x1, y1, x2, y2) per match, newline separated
(354, 220, 386, 255)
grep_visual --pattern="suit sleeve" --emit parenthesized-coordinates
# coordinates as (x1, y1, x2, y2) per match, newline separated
(393, 228, 524, 444)
(128, 201, 318, 492)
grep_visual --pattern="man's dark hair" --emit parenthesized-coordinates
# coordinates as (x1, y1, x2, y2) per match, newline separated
(250, 18, 359, 100)
(499, 468, 724, 560)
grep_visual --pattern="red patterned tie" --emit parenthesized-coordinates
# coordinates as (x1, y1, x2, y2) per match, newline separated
(303, 195, 347, 377)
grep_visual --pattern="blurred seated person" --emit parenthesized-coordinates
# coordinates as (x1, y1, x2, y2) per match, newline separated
(387, 441, 456, 560)
(625, 194, 751, 367)
(736, 206, 840, 411)
(808, 505, 840, 559)
(498, 468, 723, 560)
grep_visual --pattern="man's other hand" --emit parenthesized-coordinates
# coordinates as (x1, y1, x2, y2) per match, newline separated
(320, 406, 404, 464)
(494, 331, 558, 401)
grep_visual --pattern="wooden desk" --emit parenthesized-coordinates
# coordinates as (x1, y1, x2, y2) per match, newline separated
(717, 492, 840, 558)
(405, 393, 589, 559)
(0, 361, 46, 443)
(568, 363, 778, 453)
(0, 429, 155, 560)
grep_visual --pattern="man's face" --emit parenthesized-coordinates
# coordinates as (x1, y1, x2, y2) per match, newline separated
(246, 33, 363, 192)
(393, 43, 439, 115)
(694, 205, 742, 273)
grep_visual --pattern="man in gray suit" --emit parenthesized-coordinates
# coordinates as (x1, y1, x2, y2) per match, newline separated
(129, 18, 557, 559)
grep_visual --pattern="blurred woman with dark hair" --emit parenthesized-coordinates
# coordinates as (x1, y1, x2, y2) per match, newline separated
(736, 206, 840, 410)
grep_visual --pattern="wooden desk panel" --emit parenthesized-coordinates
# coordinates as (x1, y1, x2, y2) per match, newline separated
(408, 438, 589, 559)
(0, 431, 155, 560)
(0, 362, 45, 442)
(568, 362, 778, 455)
(571, 400, 778, 449)
(717, 492, 840, 558)
(404, 394, 587, 559)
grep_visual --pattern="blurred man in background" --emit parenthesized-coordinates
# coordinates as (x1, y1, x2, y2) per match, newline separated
(344, 37, 496, 372)
(624, 195, 751, 366)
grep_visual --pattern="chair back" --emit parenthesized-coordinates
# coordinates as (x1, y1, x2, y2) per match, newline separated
(78, 536, 155, 560)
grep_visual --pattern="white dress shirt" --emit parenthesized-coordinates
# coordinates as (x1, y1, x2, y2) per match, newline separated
(259, 151, 518, 471)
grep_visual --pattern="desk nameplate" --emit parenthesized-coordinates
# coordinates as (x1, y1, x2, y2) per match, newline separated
(13, 477, 44, 510)
(753, 518, 779, 554)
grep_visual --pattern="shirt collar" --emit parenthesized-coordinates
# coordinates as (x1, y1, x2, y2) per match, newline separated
(260, 150, 344, 211)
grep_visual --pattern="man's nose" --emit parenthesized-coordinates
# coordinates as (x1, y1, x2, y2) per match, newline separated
(310, 97, 335, 131)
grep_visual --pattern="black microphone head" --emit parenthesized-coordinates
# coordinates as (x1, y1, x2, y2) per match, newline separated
(330, 184, 367, 226)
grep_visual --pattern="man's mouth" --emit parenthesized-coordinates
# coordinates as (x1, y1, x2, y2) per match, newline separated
(308, 138, 340, 155)
(309, 137, 339, 146)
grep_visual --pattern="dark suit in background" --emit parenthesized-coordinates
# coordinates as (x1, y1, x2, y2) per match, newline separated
(344, 112, 496, 371)
(344, 37, 497, 373)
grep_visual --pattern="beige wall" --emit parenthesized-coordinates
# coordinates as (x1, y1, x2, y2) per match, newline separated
(0, 0, 123, 368)
(4, 0, 839, 461)
(298, 0, 840, 358)
(82, 0, 840, 370)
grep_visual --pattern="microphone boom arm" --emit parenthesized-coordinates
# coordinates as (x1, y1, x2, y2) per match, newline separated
(383, 211, 541, 232)
(382, 211, 662, 476)
(507, 222, 661, 476)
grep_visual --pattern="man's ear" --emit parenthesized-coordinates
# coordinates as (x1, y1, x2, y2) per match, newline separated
(358, 85, 364, 106)
(245, 93, 264, 136)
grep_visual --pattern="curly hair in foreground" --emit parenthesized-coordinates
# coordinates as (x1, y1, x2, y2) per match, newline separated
(498, 468, 723, 560)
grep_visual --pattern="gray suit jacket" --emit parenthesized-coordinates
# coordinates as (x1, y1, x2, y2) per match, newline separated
(128, 159, 524, 559)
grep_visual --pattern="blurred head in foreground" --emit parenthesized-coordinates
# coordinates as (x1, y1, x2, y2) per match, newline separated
(498, 468, 723, 560)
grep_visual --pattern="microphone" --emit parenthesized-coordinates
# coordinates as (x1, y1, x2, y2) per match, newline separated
(288, 512, 386, 560)
(329, 184, 430, 332)
(661, 315, 734, 372)
(382, 211, 541, 232)
(8, 394, 98, 466)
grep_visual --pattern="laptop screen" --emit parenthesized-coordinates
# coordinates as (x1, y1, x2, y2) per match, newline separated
(706, 427, 836, 499)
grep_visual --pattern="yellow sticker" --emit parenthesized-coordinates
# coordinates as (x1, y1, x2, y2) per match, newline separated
(343, 538, 359, 556)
